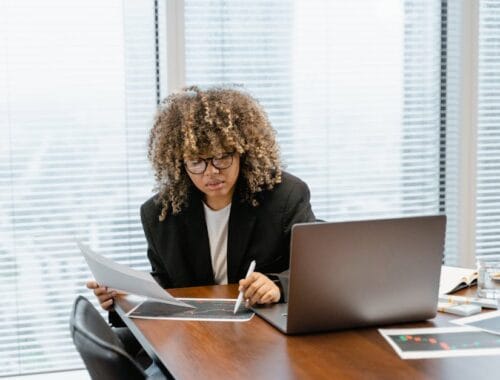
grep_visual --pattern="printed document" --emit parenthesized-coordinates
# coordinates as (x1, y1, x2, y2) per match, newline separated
(379, 326, 500, 359)
(78, 241, 192, 309)
(127, 298, 254, 322)
(452, 310, 500, 335)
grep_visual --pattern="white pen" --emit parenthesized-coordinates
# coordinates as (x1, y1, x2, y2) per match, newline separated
(233, 260, 256, 314)
(438, 295, 498, 309)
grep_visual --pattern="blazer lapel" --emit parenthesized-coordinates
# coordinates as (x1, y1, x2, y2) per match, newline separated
(227, 197, 256, 283)
(181, 191, 215, 284)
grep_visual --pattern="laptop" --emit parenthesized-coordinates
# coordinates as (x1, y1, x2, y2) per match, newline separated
(252, 215, 446, 334)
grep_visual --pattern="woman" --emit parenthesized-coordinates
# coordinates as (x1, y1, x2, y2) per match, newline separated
(87, 85, 316, 313)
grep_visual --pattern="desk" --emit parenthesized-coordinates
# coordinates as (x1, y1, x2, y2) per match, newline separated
(115, 285, 499, 380)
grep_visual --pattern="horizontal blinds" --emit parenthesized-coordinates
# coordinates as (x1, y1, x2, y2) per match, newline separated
(477, 0, 500, 256)
(0, 0, 158, 376)
(184, 0, 294, 151)
(184, 0, 443, 222)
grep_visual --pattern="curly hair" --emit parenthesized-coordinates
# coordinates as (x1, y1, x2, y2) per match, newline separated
(148, 85, 282, 221)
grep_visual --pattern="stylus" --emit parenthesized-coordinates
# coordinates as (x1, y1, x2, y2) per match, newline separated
(233, 260, 256, 314)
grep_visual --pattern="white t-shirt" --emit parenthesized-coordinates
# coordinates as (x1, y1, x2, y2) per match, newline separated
(203, 202, 231, 285)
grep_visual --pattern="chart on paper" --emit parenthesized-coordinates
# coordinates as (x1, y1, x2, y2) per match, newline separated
(380, 327, 500, 359)
(127, 298, 254, 322)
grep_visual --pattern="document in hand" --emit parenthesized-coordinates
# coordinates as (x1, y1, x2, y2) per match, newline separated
(77, 241, 193, 309)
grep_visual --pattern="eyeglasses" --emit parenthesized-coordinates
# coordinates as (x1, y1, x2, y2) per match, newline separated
(184, 152, 234, 174)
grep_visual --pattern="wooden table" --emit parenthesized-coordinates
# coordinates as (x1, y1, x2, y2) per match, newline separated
(115, 285, 499, 380)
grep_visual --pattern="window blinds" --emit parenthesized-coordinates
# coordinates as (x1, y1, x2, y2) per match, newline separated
(184, 0, 444, 223)
(0, 0, 159, 376)
(0, 0, 460, 376)
(477, 0, 500, 257)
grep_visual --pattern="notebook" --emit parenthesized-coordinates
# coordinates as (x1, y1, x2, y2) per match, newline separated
(252, 215, 446, 334)
(438, 265, 478, 295)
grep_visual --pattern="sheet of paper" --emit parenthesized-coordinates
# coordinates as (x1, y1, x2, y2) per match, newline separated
(127, 298, 254, 322)
(379, 326, 500, 359)
(452, 310, 500, 335)
(78, 241, 192, 309)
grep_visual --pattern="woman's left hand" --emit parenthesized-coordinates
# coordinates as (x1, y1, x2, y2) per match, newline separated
(238, 272, 280, 306)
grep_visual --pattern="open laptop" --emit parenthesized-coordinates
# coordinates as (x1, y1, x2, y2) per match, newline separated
(252, 215, 446, 334)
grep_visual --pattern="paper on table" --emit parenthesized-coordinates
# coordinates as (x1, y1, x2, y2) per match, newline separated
(452, 310, 500, 335)
(379, 326, 500, 359)
(127, 298, 254, 322)
(78, 241, 193, 309)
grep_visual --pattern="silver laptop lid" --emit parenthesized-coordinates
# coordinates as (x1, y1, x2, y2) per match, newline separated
(286, 215, 445, 334)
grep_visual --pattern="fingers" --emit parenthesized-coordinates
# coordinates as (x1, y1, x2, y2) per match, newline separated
(101, 297, 114, 310)
(86, 279, 116, 311)
(97, 288, 117, 311)
(86, 280, 99, 289)
(239, 272, 280, 306)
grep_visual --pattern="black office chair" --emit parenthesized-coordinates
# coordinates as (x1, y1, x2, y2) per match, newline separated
(70, 295, 166, 380)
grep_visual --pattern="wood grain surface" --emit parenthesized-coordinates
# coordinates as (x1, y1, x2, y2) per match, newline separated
(115, 285, 498, 380)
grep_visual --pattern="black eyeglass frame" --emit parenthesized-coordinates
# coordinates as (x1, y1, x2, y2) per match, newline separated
(184, 152, 235, 174)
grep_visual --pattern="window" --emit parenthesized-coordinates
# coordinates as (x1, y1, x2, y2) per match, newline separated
(0, 0, 163, 376)
(477, 0, 500, 258)
(184, 0, 443, 222)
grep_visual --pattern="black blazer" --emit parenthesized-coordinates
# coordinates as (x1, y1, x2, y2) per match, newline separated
(140, 171, 316, 294)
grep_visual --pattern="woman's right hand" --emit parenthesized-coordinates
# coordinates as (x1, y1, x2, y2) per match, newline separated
(86, 280, 116, 311)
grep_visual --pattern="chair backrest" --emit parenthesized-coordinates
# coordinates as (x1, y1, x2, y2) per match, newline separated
(70, 296, 147, 380)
